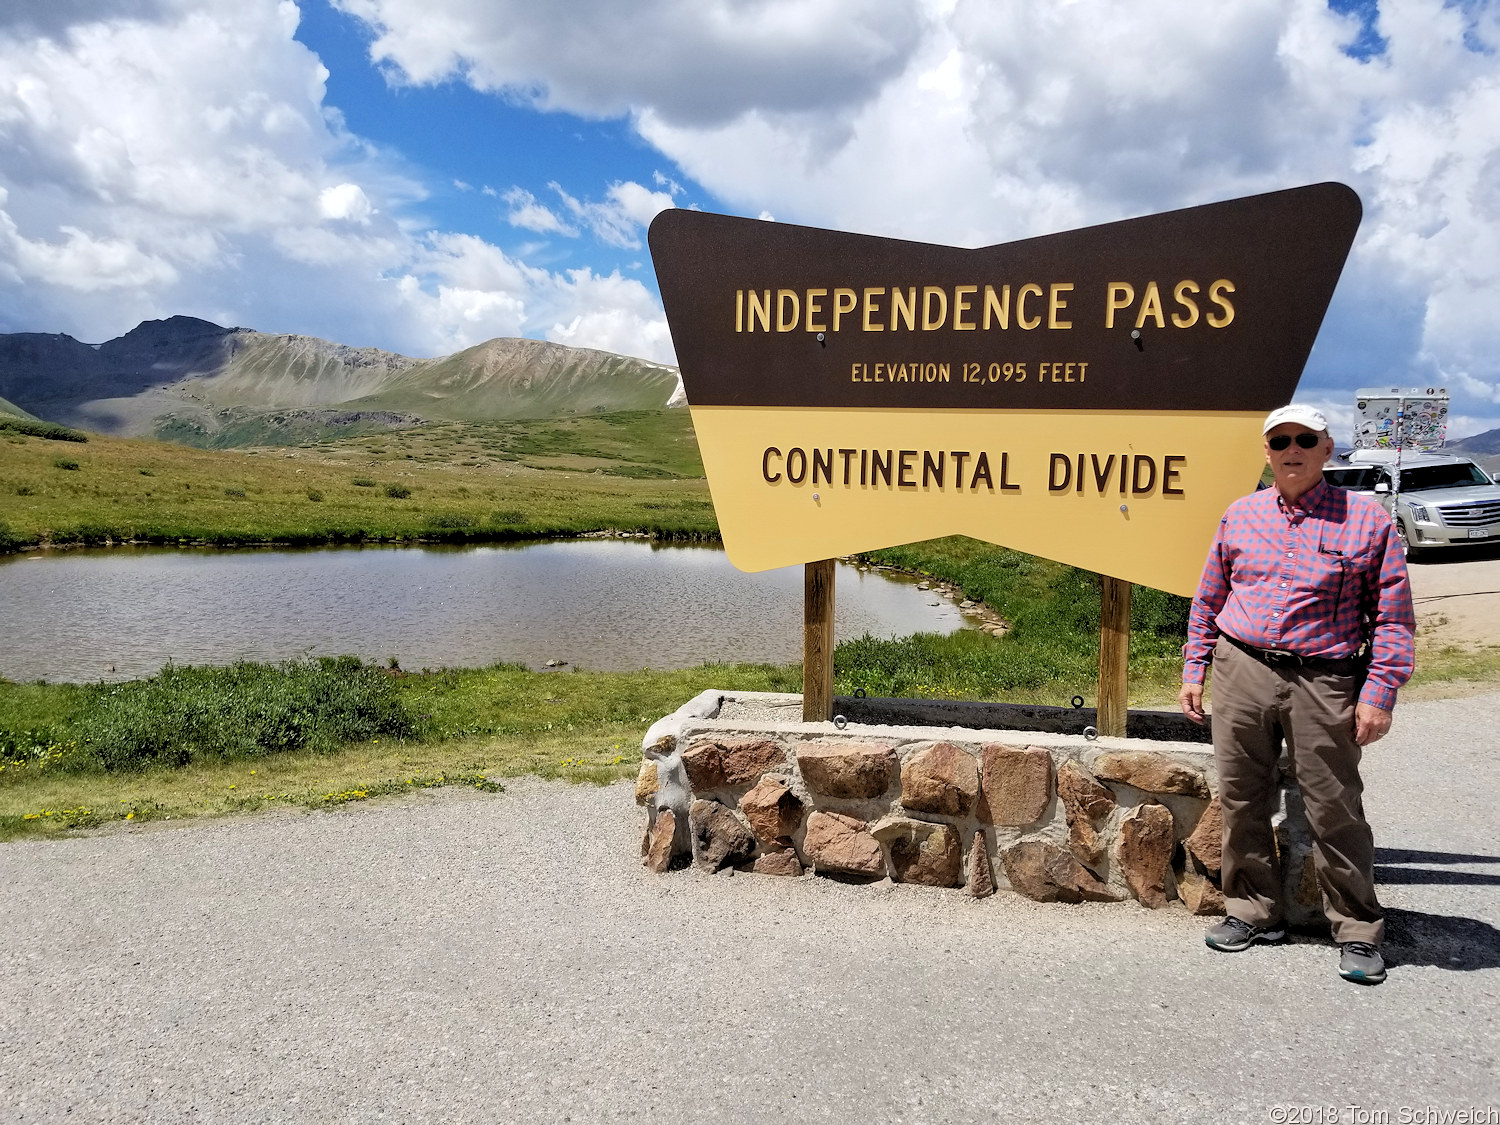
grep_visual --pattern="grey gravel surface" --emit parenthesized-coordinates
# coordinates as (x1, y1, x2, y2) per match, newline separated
(3, 694, 1498, 1124)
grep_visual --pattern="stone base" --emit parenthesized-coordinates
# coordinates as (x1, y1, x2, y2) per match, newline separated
(637, 691, 1318, 920)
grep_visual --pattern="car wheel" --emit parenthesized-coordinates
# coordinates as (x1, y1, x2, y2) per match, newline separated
(1396, 518, 1422, 561)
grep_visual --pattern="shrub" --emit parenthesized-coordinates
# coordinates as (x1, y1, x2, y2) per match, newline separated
(351, 478, 376, 487)
(426, 512, 474, 529)
(53, 458, 80, 471)
(306, 489, 324, 502)
(489, 509, 526, 524)
(0, 417, 87, 442)
(138, 468, 155, 476)
(64, 657, 421, 771)
(16, 485, 34, 496)
(385, 484, 411, 499)
(224, 487, 246, 498)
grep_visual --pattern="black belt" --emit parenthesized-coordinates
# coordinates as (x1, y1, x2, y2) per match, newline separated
(1220, 633, 1366, 676)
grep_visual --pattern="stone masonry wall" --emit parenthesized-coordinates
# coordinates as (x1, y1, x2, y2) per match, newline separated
(636, 691, 1326, 927)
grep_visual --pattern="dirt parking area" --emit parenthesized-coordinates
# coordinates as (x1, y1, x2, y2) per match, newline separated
(1407, 545, 1500, 650)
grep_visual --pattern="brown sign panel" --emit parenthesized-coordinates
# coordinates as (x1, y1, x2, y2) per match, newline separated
(648, 184, 1360, 595)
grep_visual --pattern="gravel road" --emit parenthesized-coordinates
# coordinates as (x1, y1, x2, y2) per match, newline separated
(3, 693, 1498, 1124)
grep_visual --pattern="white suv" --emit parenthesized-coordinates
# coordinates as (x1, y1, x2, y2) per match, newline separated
(1324, 449, 1500, 556)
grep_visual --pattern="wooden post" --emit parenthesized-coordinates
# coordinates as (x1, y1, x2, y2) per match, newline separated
(803, 559, 836, 722)
(1097, 575, 1131, 738)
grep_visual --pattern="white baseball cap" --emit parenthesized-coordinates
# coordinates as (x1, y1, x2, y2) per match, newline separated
(1262, 404, 1329, 434)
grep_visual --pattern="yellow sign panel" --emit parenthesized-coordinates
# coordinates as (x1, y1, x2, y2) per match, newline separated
(650, 185, 1361, 596)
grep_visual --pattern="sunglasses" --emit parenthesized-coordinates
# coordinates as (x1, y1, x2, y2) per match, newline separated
(1267, 432, 1322, 451)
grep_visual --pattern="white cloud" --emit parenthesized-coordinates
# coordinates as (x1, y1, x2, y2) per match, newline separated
(549, 179, 678, 249)
(330, 0, 925, 125)
(318, 182, 373, 223)
(502, 187, 577, 236)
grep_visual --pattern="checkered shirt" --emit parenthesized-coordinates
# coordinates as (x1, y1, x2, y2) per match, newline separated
(1183, 479, 1415, 710)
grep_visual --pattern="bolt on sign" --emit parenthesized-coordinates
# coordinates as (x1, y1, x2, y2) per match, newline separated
(648, 182, 1361, 597)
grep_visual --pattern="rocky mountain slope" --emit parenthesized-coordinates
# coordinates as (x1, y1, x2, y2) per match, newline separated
(0, 316, 683, 444)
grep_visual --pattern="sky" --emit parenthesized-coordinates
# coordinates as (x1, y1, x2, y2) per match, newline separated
(0, 0, 1497, 439)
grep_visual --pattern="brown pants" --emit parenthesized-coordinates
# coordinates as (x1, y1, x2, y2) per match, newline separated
(1210, 637, 1384, 945)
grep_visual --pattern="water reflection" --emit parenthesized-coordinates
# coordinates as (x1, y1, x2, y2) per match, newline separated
(0, 541, 966, 682)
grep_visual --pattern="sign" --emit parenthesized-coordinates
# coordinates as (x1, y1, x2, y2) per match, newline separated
(1353, 387, 1449, 450)
(649, 183, 1361, 596)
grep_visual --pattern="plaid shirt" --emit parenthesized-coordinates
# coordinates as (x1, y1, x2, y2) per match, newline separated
(1183, 479, 1415, 710)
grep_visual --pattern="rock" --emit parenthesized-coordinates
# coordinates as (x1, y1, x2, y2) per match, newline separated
(978, 744, 1053, 825)
(689, 799, 756, 872)
(751, 846, 803, 877)
(797, 741, 896, 800)
(968, 831, 995, 898)
(1116, 803, 1177, 908)
(1177, 870, 1226, 916)
(1093, 752, 1210, 799)
(900, 741, 980, 816)
(803, 811, 886, 876)
(718, 739, 786, 786)
(1184, 796, 1223, 877)
(1276, 790, 1326, 932)
(681, 742, 725, 790)
(871, 817, 962, 887)
(959, 599, 976, 609)
(1000, 840, 1121, 903)
(739, 777, 805, 843)
(635, 761, 658, 807)
(1056, 760, 1116, 865)
(682, 739, 788, 790)
(644, 809, 676, 874)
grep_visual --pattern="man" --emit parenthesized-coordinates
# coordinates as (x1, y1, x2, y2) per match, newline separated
(1179, 404, 1415, 985)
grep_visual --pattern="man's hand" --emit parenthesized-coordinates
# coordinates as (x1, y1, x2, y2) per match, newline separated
(1354, 703, 1393, 745)
(1179, 682, 1207, 726)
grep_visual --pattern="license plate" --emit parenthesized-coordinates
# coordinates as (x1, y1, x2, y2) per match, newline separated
(1469, 528, 1491, 539)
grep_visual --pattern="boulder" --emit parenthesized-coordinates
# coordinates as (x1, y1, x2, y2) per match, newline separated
(1177, 870, 1226, 916)
(635, 761, 658, 807)
(900, 742, 980, 816)
(718, 739, 787, 786)
(643, 809, 677, 874)
(797, 742, 896, 800)
(681, 738, 784, 790)
(751, 845, 803, 877)
(968, 831, 995, 898)
(1116, 803, 1176, 908)
(739, 777, 805, 844)
(1184, 796, 1223, 877)
(978, 744, 1053, 826)
(1000, 840, 1120, 903)
(689, 799, 756, 872)
(871, 817, 962, 887)
(1093, 752, 1210, 799)
(681, 742, 725, 790)
(803, 811, 886, 876)
(1057, 760, 1116, 865)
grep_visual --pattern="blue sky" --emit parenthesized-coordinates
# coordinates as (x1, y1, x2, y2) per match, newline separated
(0, 0, 1497, 438)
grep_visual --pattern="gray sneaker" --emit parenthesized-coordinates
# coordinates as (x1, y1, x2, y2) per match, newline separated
(1205, 916, 1286, 952)
(1338, 942, 1386, 984)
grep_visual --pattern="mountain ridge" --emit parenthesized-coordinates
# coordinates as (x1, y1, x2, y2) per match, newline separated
(0, 316, 683, 444)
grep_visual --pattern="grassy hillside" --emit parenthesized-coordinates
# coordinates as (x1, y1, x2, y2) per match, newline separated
(0, 395, 38, 420)
(347, 338, 681, 421)
(0, 409, 714, 551)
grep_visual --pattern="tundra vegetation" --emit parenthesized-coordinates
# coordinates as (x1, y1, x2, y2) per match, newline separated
(2, 408, 1495, 839)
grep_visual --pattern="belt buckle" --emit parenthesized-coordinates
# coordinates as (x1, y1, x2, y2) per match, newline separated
(1263, 648, 1302, 668)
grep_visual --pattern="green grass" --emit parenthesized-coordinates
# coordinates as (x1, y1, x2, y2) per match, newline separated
(0, 409, 714, 552)
(0, 658, 800, 839)
(839, 538, 1192, 705)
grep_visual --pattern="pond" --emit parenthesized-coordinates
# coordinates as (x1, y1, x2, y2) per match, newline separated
(0, 540, 968, 683)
